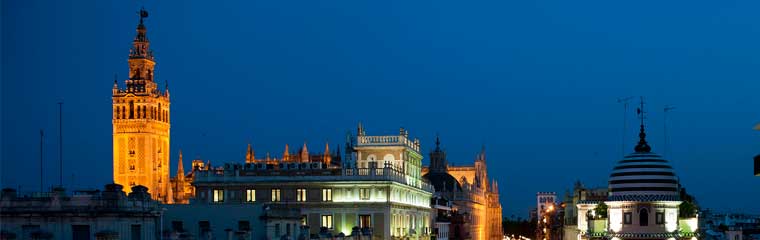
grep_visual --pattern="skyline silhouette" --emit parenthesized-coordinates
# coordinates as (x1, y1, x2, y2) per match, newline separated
(2, 0, 759, 217)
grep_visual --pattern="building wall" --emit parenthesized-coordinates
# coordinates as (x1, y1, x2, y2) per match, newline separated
(0, 185, 160, 240)
(193, 178, 432, 239)
(162, 203, 301, 240)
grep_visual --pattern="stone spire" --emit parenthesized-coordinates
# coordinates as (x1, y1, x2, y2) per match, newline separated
(283, 144, 290, 162)
(245, 143, 255, 163)
(300, 142, 309, 163)
(323, 142, 331, 166)
(177, 150, 184, 177)
(477, 145, 486, 163)
(429, 135, 448, 173)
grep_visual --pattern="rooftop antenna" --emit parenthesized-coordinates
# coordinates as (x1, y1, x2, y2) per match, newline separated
(39, 129, 44, 192)
(58, 101, 63, 187)
(617, 96, 634, 156)
(664, 105, 676, 158)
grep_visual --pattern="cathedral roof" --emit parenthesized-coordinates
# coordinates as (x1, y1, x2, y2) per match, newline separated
(423, 172, 462, 192)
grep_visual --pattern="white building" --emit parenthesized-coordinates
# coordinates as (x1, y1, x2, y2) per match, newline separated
(183, 126, 434, 239)
(576, 123, 699, 240)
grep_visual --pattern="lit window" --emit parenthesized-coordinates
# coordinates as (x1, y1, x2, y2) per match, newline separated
(360, 188, 371, 200)
(297, 189, 307, 202)
(213, 189, 224, 203)
(246, 189, 256, 202)
(301, 215, 308, 226)
(322, 189, 332, 202)
(321, 215, 333, 229)
(359, 215, 371, 228)
(271, 189, 281, 202)
(656, 212, 665, 224)
(623, 212, 632, 224)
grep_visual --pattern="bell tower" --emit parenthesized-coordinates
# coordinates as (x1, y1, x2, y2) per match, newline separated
(112, 8, 171, 202)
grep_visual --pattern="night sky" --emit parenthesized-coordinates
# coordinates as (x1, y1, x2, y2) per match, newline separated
(2, 0, 759, 217)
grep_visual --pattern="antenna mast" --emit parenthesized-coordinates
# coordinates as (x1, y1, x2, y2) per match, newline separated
(40, 129, 44, 192)
(664, 105, 676, 158)
(58, 101, 63, 187)
(617, 96, 634, 156)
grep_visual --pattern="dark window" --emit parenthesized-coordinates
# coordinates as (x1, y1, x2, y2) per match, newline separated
(72, 225, 90, 240)
(129, 101, 134, 119)
(199, 221, 210, 237)
(22, 225, 39, 239)
(172, 221, 184, 232)
(238, 221, 250, 231)
(131, 224, 142, 240)
(656, 212, 665, 224)
(639, 209, 649, 226)
(624, 212, 632, 224)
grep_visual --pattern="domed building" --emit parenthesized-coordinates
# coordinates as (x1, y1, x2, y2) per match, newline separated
(576, 114, 699, 240)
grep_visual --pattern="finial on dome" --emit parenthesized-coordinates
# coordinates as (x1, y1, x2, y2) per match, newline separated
(634, 96, 652, 153)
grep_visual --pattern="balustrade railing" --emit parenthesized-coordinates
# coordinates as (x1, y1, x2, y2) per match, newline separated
(194, 165, 434, 192)
(356, 135, 419, 152)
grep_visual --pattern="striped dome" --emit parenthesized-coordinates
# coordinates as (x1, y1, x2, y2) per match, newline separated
(608, 122, 680, 201)
(608, 152, 679, 198)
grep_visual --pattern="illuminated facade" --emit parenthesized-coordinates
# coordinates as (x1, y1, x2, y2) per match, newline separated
(169, 141, 340, 204)
(576, 120, 698, 240)
(187, 126, 434, 239)
(112, 9, 171, 202)
(422, 137, 503, 240)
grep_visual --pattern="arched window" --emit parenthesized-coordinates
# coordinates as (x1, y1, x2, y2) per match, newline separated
(115, 107, 120, 119)
(142, 106, 147, 118)
(158, 103, 162, 121)
(121, 106, 126, 119)
(639, 208, 649, 226)
(129, 101, 134, 119)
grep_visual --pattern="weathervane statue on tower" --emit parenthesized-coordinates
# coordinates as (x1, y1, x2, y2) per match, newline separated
(138, 7, 148, 24)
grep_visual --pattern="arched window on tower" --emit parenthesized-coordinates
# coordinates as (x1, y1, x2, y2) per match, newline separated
(142, 106, 147, 118)
(158, 103, 162, 121)
(129, 101, 134, 119)
(115, 107, 119, 119)
(639, 208, 649, 226)
(121, 106, 126, 119)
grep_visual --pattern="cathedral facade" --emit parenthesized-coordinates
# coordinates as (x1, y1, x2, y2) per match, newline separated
(422, 138, 503, 240)
(112, 9, 171, 202)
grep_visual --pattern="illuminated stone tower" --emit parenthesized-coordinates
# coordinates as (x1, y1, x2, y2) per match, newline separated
(112, 8, 171, 202)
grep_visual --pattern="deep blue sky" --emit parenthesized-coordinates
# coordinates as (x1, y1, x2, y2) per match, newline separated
(2, 0, 759, 217)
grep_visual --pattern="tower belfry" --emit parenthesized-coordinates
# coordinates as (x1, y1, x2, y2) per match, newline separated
(112, 8, 171, 202)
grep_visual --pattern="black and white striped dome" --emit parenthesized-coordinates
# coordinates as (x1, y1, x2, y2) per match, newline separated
(608, 124, 680, 201)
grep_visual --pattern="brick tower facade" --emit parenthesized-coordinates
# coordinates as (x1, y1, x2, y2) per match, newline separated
(112, 8, 171, 202)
